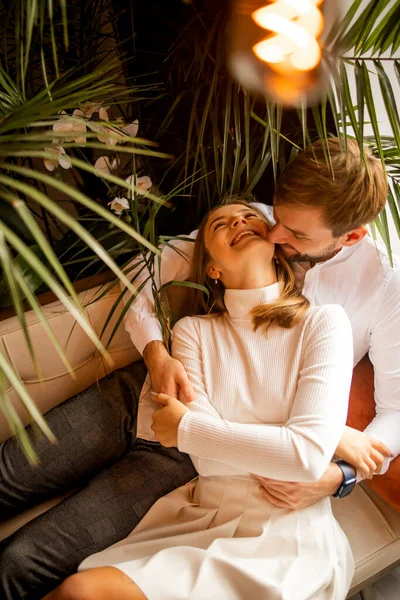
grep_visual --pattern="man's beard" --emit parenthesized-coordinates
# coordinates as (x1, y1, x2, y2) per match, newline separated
(281, 240, 340, 263)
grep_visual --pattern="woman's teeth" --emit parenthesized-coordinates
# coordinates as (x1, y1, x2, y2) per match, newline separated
(232, 230, 256, 246)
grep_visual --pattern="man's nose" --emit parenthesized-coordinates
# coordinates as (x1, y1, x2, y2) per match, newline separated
(267, 223, 288, 244)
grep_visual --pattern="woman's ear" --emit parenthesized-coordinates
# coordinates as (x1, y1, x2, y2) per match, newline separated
(206, 264, 221, 280)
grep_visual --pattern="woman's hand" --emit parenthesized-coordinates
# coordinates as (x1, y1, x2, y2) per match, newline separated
(151, 392, 190, 447)
(336, 426, 392, 479)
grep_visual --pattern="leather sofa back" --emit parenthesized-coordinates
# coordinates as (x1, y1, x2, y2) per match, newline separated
(0, 284, 140, 442)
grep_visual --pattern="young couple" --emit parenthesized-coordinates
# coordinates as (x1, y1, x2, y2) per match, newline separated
(0, 138, 399, 599)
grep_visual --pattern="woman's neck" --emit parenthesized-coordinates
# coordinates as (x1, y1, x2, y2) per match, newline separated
(223, 264, 277, 290)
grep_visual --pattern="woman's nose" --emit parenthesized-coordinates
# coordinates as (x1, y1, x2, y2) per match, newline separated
(231, 215, 246, 228)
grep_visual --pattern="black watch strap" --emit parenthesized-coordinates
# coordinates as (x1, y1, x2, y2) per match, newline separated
(332, 460, 357, 499)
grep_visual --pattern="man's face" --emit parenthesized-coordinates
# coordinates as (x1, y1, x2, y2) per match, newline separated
(268, 204, 341, 263)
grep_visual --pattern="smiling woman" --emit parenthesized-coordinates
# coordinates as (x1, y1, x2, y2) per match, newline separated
(187, 200, 310, 331)
(50, 197, 355, 600)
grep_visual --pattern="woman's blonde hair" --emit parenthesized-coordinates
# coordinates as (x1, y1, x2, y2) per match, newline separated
(187, 198, 310, 334)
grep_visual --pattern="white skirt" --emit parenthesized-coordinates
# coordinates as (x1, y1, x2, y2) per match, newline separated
(80, 475, 354, 600)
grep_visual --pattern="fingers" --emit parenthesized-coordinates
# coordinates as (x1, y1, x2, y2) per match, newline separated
(253, 475, 294, 489)
(359, 449, 386, 477)
(259, 487, 292, 509)
(176, 371, 195, 402)
(357, 444, 390, 479)
(370, 449, 386, 474)
(358, 456, 378, 479)
(370, 439, 392, 458)
(358, 463, 373, 479)
(150, 392, 173, 406)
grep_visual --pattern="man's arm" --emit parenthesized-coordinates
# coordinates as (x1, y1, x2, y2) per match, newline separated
(122, 231, 197, 399)
(143, 340, 195, 400)
(123, 232, 197, 355)
(260, 266, 400, 509)
(364, 265, 400, 468)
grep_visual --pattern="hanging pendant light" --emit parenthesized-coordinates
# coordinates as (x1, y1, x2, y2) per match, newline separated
(228, 0, 336, 106)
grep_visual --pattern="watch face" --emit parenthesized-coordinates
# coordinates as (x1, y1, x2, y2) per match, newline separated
(333, 461, 357, 499)
(338, 478, 356, 498)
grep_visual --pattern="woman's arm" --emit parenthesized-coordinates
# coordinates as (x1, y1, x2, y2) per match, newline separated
(171, 307, 353, 483)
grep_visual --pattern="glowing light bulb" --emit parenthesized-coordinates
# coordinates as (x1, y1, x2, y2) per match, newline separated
(284, 0, 313, 15)
(253, 35, 295, 64)
(297, 7, 324, 38)
(228, 0, 333, 105)
(251, 0, 324, 73)
(252, 3, 296, 28)
(290, 39, 321, 71)
(255, 14, 313, 48)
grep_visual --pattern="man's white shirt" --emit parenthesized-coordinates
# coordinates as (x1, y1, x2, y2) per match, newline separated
(124, 203, 400, 474)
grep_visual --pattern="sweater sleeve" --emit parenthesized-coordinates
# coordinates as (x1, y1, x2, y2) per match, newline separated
(122, 232, 197, 355)
(173, 306, 353, 482)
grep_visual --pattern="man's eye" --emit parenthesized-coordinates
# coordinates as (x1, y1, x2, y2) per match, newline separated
(245, 212, 257, 219)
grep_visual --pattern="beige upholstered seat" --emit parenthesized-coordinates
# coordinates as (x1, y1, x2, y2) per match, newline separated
(0, 284, 399, 596)
(333, 485, 400, 595)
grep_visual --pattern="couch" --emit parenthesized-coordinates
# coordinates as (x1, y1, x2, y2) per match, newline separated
(0, 284, 399, 598)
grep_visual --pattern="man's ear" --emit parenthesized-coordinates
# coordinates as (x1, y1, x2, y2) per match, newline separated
(339, 226, 368, 247)
(206, 264, 221, 280)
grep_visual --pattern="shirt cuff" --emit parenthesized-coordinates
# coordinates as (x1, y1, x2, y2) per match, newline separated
(126, 317, 164, 356)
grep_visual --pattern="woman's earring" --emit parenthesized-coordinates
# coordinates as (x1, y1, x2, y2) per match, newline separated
(215, 278, 218, 285)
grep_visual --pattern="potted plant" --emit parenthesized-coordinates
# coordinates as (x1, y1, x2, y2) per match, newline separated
(0, 0, 399, 459)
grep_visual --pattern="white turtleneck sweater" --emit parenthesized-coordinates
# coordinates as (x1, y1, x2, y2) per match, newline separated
(167, 283, 354, 483)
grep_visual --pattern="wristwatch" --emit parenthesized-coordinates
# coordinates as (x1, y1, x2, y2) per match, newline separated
(332, 460, 357, 499)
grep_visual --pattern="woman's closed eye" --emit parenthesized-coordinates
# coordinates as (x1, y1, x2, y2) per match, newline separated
(213, 221, 226, 231)
(212, 211, 259, 232)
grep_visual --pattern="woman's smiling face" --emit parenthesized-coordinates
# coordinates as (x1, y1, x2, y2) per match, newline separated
(204, 204, 275, 288)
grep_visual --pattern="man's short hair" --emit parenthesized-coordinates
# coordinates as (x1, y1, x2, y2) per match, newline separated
(274, 137, 388, 237)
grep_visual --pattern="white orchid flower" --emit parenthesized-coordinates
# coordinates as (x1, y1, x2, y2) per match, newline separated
(108, 197, 130, 215)
(121, 119, 139, 140)
(99, 107, 110, 121)
(125, 174, 152, 195)
(43, 146, 72, 171)
(78, 102, 104, 118)
(53, 110, 87, 145)
(94, 106, 118, 147)
(94, 156, 120, 176)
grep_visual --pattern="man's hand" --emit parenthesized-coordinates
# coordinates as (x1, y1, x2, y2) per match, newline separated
(151, 392, 189, 447)
(254, 462, 344, 510)
(335, 426, 392, 479)
(143, 340, 195, 401)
